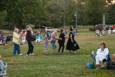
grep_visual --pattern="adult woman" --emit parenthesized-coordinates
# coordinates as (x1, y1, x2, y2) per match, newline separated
(58, 29, 65, 53)
(26, 26, 34, 56)
(66, 28, 80, 53)
(51, 31, 57, 49)
(12, 28, 21, 56)
(95, 42, 110, 69)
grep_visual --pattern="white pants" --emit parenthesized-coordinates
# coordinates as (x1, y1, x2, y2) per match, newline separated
(95, 55, 106, 65)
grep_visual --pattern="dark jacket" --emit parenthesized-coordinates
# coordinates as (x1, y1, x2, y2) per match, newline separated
(58, 32, 65, 44)
(26, 30, 33, 42)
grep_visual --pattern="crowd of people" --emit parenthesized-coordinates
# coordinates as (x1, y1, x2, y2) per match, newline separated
(11, 26, 115, 70)
(0, 25, 115, 77)
(12, 26, 80, 56)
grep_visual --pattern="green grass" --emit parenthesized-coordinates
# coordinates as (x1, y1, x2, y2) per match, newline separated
(0, 31, 115, 77)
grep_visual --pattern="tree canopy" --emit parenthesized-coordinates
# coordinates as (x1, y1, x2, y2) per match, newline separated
(0, 0, 115, 29)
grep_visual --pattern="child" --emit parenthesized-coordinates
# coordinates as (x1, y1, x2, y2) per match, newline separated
(36, 32, 43, 44)
(20, 30, 27, 44)
(45, 32, 49, 49)
(44, 32, 49, 54)
(0, 55, 7, 77)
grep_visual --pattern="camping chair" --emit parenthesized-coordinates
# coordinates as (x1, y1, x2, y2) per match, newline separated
(91, 52, 111, 65)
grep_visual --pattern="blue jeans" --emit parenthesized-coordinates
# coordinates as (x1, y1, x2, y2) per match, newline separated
(13, 43, 20, 56)
(51, 40, 56, 49)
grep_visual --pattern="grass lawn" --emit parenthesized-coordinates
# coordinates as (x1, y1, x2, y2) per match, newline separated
(0, 31, 115, 77)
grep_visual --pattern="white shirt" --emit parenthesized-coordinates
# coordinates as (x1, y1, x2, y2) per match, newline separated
(96, 48, 109, 61)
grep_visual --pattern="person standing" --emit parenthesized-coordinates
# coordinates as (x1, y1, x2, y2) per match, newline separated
(20, 30, 27, 44)
(66, 28, 80, 53)
(12, 28, 22, 56)
(58, 29, 65, 53)
(44, 32, 49, 54)
(36, 31, 43, 45)
(50, 31, 57, 49)
(45, 32, 49, 50)
(26, 26, 34, 56)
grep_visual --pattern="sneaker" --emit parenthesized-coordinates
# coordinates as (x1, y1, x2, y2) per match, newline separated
(30, 53, 35, 56)
(19, 53, 23, 56)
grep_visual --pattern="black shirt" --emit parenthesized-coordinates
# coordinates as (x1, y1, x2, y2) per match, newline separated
(26, 30, 33, 42)
(59, 32, 65, 42)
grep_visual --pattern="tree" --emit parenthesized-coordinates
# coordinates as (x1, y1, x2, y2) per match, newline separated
(74, 0, 86, 25)
(85, 0, 107, 25)
(5, 0, 39, 28)
(106, 4, 115, 24)
(0, 11, 7, 28)
(0, 0, 112, 29)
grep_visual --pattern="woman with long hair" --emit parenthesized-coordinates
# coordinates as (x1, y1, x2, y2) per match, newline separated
(26, 26, 34, 56)
(66, 28, 80, 53)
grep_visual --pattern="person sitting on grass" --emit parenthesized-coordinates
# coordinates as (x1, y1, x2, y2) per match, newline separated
(0, 55, 7, 77)
(91, 42, 110, 69)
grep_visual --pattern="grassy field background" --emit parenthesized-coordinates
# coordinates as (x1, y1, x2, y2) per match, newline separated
(0, 30, 115, 77)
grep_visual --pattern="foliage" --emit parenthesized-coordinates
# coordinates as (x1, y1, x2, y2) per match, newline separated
(85, 0, 107, 25)
(0, 11, 7, 27)
(106, 4, 115, 24)
(0, 0, 115, 29)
